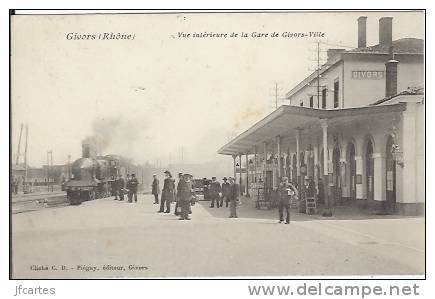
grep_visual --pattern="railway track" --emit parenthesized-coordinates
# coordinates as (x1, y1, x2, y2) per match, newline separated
(12, 193, 69, 214)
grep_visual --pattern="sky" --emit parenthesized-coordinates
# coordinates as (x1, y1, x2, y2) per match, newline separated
(11, 11, 424, 168)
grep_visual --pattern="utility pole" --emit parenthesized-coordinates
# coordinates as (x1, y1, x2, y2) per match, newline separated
(316, 41, 321, 108)
(269, 82, 284, 111)
(24, 124, 28, 184)
(306, 41, 328, 109)
(47, 150, 53, 192)
(16, 123, 23, 165)
(67, 154, 71, 179)
(275, 82, 278, 109)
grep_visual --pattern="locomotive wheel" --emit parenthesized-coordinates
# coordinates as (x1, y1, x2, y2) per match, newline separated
(89, 190, 96, 201)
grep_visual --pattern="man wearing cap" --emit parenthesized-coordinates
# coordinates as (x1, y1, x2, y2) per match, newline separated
(209, 176, 221, 208)
(221, 177, 231, 208)
(174, 172, 183, 216)
(228, 177, 239, 218)
(278, 177, 296, 224)
(151, 174, 160, 204)
(159, 171, 174, 213)
(178, 174, 193, 220)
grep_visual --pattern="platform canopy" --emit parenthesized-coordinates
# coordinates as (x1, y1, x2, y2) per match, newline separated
(217, 104, 406, 156)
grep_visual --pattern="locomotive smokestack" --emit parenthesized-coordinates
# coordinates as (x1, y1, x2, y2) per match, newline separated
(82, 143, 91, 158)
(82, 139, 97, 158)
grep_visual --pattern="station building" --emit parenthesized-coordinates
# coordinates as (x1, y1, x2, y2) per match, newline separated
(218, 16, 424, 216)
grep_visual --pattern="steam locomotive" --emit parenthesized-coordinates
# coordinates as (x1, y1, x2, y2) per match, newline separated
(64, 143, 134, 205)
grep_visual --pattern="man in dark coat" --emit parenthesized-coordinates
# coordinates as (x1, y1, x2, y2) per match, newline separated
(129, 174, 139, 203)
(174, 172, 183, 216)
(221, 177, 231, 208)
(209, 177, 222, 208)
(178, 174, 193, 220)
(228, 177, 239, 218)
(151, 174, 160, 204)
(117, 174, 125, 201)
(111, 176, 117, 199)
(159, 171, 174, 213)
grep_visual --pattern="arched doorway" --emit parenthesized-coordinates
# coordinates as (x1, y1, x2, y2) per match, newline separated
(318, 149, 325, 204)
(332, 146, 341, 205)
(366, 140, 374, 201)
(347, 143, 356, 200)
(300, 151, 305, 187)
(385, 136, 396, 212)
(307, 152, 315, 180)
(292, 154, 297, 186)
(285, 155, 291, 178)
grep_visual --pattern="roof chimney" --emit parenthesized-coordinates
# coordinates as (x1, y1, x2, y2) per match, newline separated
(357, 16, 367, 48)
(327, 49, 345, 61)
(379, 17, 393, 48)
(385, 49, 398, 98)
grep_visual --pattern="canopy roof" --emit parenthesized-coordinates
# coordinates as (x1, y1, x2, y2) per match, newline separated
(218, 104, 406, 156)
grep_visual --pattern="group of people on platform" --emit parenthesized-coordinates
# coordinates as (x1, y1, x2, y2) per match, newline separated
(151, 173, 241, 219)
(208, 176, 240, 218)
(112, 173, 139, 203)
(152, 171, 195, 220)
(136, 169, 317, 223)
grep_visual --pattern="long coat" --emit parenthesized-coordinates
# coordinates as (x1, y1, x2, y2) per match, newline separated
(152, 178, 160, 195)
(210, 181, 222, 197)
(178, 180, 192, 202)
(222, 182, 231, 198)
(162, 177, 175, 202)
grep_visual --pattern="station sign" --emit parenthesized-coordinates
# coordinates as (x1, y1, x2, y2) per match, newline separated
(351, 70, 384, 80)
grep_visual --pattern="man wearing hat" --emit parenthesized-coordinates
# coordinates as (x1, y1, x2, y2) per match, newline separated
(151, 174, 160, 204)
(209, 176, 221, 208)
(159, 171, 174, 213)
(221, 177, 231, 208)
(178, 173, 193, 220)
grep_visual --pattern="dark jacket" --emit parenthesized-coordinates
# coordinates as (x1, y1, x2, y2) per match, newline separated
(129, 177, 139, 192)
(229, 183, 239, 202)
(210, 181, 221, 196)
(222, 182, 231, 197)
(152, 178, 160, 195)
(162, 177, 175, 202)
(278, 182, 292, 204)
(178, 180, 193, 202)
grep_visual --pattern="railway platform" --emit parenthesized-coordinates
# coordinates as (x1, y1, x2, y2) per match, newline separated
(11, 194, 424, 278)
